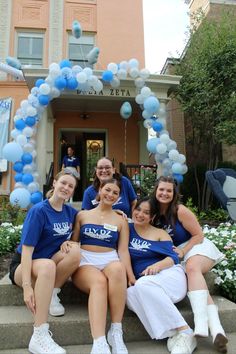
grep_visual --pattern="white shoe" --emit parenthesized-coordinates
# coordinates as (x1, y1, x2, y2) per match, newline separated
(29, 323, 66, 354)
(90, 338, 111, 354)
(49, 288, 65, 316)
(169, 333, 197, 354)
(107, 327, 128, 354)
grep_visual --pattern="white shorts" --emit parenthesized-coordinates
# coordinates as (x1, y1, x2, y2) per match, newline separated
(179, 237, 225, 269)
(79, 248, 120, 270)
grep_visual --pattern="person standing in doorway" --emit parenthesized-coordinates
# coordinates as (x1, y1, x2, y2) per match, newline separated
(62, 146, 80, 202)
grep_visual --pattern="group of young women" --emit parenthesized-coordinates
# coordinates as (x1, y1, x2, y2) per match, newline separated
(9, 157, 228, 354)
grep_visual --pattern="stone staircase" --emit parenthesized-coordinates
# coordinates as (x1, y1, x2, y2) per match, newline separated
(0, 272, 236, 354)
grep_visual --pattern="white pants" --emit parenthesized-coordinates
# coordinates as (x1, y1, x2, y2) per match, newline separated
(126, 265, 188, 340)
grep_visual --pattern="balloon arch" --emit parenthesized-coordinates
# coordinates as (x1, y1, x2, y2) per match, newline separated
(2, 23, 187, 209)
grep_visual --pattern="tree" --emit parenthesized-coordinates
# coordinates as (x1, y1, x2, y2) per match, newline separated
(175, 9, 236, 209)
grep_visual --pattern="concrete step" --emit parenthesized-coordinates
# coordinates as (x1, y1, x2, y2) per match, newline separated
(0, 272, 219, 306)
(0, 296, 236, 350)
(0, 335, 236, 354)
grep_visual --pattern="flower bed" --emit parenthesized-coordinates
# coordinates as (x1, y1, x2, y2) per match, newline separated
(0, 223, 22, 256)
(203, 222, 236, 303)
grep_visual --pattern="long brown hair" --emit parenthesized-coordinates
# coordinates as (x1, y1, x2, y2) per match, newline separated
(150, 176, 180, 227)
(96, 178, 122, 202)
(46, 169, 78, 199)
(92, 157, 121, 191)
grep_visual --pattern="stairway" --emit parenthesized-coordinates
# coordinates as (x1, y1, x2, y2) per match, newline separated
(0, 272, 236, 354)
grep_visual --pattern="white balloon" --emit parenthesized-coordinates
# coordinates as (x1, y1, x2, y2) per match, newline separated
(167, 140, 177, 151)
(160, 133, 170, 145)
(169, 149, 180, 162)
(135, 94, 145, 105)
(88, 75, 98, 86)
(134, 77, 145, 88)
(141, 86, 151, 98)
(50, 87, 61, 98)
(143, 119, 153, 129)
(76, 72, 87, 84)
(23, 143, 34, 153)
(129, 67, 139, 78)
(23, 164, 33, 174)
(31, 150, 37, 159)
(39, 83, 51, 95)
(158, 107, 167, 119)
(156, 143, 167, 154)
(93, 80, 103, 92)
(72, 65, 82, 75)
(13, 114, 21, 122)
(23, 126, 33, 138)
(83, 67, 93, 78)
(182, 164, 188, 174)
(140, 68, 150, 80)
(110, 77, 120, 88)
(14, 182, 24, 189)
(107, 62, 118, 74)
(10, 129, 21, 140)
(49, 63, 61, 77)
(177, 154, 186, 164)
(16, 134, 27, 146)
(128, 58, 139, 69)
(20, 100, 29, 110)
(28, 182, 40, 193)
(117, 69, 127, 80)
(119, 61, 128, 70)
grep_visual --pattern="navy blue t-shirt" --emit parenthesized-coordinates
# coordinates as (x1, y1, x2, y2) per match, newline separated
(128, 223, 179, 279)
(62, 155, 80, 168)
(82, 176, 137, 217)
(17, 199, 78, 259)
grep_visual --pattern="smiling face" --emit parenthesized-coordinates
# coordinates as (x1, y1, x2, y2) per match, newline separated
(132, 200, 152, 226)
(53, 174, 76, 201)
(155, 181, 174, 205)
(96, 158, 115, 183)
(99, 181, 120, 206)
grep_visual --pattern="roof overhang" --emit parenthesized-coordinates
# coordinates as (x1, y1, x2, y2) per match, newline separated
(22, 68, 181, 114)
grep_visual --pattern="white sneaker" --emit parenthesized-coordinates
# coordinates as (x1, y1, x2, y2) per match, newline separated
(49, 288, 65, 316)
(29, 323, 66, 354)
(107, 327, 128, 354)
(90, 339, 111, 354)
(169, 333, 197, 354)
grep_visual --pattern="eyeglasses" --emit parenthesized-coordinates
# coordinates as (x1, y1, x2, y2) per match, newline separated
(96, 166, 112, 171)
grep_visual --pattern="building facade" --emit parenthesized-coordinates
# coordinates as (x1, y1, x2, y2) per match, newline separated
(0, 0, 181, 199)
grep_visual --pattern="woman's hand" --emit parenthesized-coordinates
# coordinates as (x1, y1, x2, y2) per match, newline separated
(23, 285, 36, 315)
(141, 263, 161, 276)
(60, 241, 73, 253)
(114, 209, 128, 219)
(128, 275, 136, 286)
(173, 246, 185, 259)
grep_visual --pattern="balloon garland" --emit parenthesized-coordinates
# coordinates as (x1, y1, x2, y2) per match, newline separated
(2, 21, 188, 208)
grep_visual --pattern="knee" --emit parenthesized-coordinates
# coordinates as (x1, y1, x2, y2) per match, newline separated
(185, 260, 200, 275)
(38, 259, 56, 279)
(67, 244, 81, 267)
(107, 262, 126, 281)
(92, 274, 107, 293)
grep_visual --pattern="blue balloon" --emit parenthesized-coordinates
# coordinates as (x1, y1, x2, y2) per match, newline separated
(31, 191, 43, 204)
(143, 96, 160, 114)
(15, 119, 26, 130)
(3, 142, 23, 163)
(25, 116, 36, 127)
(21, 153, 33, 165)
(146, 138, 160, 154)
(22, 173, 34, 185)
(120, 102, 132, 120)
(173, 173, 184, 183)
(87, 47, 100, 65)
(59, 59, 72, 69)
(13, 161, 24, 173)
(66, 77, 78, 90)
(102, 70, 113, 82)
(14, 173, 23, 182)
(72, 20, 82, 39)
(6, 56, 22, 69)
(54, 76, 67, 90)
(10, 188, 31, 208)
(38, 94, 50, 106)
(152, 121, 163, 132)
(35, 79, 45, 88)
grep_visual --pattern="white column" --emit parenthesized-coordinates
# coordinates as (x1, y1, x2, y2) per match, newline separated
(0, 0, 12, 80)
(48, 0, 64, 64)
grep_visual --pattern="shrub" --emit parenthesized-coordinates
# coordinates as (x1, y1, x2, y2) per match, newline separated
(0, 223, 22, 256)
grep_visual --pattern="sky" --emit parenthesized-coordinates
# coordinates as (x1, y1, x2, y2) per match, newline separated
(143, 0, 190, 74)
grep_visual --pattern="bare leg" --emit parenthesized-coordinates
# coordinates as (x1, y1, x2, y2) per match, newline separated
(51, 243, 80, 288)
(72, 266, 108, 338)
(103, 261, 127, 323)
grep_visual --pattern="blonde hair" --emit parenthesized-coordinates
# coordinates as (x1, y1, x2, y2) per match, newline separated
(46, 169, 78, 199)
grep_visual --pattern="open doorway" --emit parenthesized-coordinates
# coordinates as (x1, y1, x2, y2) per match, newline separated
(59, 130, 106, 200)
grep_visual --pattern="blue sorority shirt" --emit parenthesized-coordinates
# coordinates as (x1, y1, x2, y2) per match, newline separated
(17, 199, 78, 259)
(82, 176, 137, 217)
(80, 223, 119, 249)
(158, 219, 192, 247)
(62, 155, 80, 168)
(128, 223, 179, 279)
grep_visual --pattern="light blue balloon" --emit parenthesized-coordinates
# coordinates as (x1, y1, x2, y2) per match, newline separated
(172, 162, 183, 174)
(10, 188, 31, 208)
(146, 138, 160, 154)
(143, 96, 160, 114)
(6, 56, 22, 69)
(120, 102, 132, 119)
(3, 142, 23, 163)
(87, 47, 100, 65)
(72, 20, 82, 39)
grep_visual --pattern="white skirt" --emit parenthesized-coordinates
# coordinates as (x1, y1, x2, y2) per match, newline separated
(179, 238, 225, 268)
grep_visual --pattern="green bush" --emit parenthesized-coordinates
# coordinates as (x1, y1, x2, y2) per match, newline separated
(0, 223, 22, 256)
(0, 197, 26, 226)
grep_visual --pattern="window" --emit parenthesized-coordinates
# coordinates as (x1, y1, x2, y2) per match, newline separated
(16, 32, 44, 67)
(68, 33, 95, 68)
